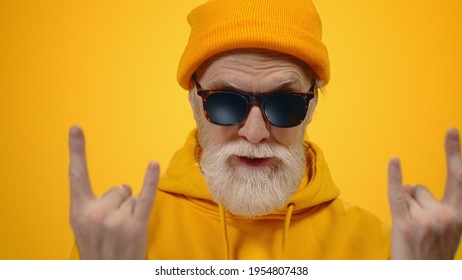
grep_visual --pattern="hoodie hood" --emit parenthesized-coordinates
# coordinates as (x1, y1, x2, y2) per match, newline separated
(158, 129, 340, 217)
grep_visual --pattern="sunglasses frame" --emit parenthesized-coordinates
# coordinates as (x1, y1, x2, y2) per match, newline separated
(194, 77, 316, 128)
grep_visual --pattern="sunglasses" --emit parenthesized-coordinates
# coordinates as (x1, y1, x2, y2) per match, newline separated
(194, 77, 316, 128)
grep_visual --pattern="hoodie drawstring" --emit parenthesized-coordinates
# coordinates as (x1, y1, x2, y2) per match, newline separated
(218, 203, 294, 260)
(218, 203, 230, 260)
(282, 203, 295, 259)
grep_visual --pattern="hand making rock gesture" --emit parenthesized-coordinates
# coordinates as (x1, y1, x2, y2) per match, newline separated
(68, 126, 159, 259)
(388, 128, 462, 259)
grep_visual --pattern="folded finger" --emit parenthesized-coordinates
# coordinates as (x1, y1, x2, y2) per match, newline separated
(100, 184, 132, 210)
(119, 196, 137, 216)
(407, 185, 439, 212)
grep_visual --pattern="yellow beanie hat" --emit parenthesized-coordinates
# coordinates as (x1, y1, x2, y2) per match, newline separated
(177, 0, 330, 90)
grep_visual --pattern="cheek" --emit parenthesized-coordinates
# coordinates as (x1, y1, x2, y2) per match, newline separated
(271, 127, 303, 146)
(202, 119, 240, 145)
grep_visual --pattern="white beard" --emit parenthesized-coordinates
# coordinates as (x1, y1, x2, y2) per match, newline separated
(198, 126, 307, 217)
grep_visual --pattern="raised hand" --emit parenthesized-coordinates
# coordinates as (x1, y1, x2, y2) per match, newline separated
(68, 126, 159, 259)
(388, 128, 462, 259)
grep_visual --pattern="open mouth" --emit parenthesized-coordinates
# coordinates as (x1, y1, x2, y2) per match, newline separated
(235, 155, 271, 167)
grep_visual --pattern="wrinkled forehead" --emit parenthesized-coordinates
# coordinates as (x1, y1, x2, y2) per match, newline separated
(194, 49, 313, 92)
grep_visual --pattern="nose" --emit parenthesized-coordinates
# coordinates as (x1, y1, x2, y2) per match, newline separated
(238, 106, 270, 144)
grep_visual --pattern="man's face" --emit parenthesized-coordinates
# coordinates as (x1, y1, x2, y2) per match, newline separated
(193, 50, 316, 148)
(191, 49, 317, 217)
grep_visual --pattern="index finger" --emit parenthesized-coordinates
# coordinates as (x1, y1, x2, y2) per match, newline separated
(69, 125, 94, 203)
(388, 157, 409, 218)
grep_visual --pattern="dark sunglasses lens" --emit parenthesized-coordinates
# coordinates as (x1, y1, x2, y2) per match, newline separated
(265, 95, 307, 127)
(204, 92, 247, 125)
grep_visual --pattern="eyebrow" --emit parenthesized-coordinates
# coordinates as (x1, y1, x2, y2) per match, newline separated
(207, 79, 303, 93)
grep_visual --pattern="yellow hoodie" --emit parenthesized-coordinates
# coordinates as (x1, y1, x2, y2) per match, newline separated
(70, 129, 391, 259)
(146, 130, 390, 259)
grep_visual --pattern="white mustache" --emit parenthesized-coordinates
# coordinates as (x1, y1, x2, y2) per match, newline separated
(207, 139, 294, 163)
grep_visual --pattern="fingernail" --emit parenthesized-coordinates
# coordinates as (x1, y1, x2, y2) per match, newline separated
(449, 128, 459, 138)
(149, 161, 159, 170)
(121, 184, 132, 195)
(70, 125, 82, 137)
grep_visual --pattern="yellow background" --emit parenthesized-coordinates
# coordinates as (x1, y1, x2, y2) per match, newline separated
(1, 0, 461, 259)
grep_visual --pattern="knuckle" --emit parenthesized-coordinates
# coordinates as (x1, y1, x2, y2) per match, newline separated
(104, 185, 131, 199)
(424, 209, 457, 236)
(102, 217, 119, 230)
(420, 185, 431, 194)
(405, 216, 433, 239)
(87, 205, 106, 225)
(69, 170, 82, 184)
(102, 214, 130, 232)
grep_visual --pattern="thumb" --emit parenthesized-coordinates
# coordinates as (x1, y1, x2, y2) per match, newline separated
(388, 157, 408, 218)
(134, 161, 160, 221)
